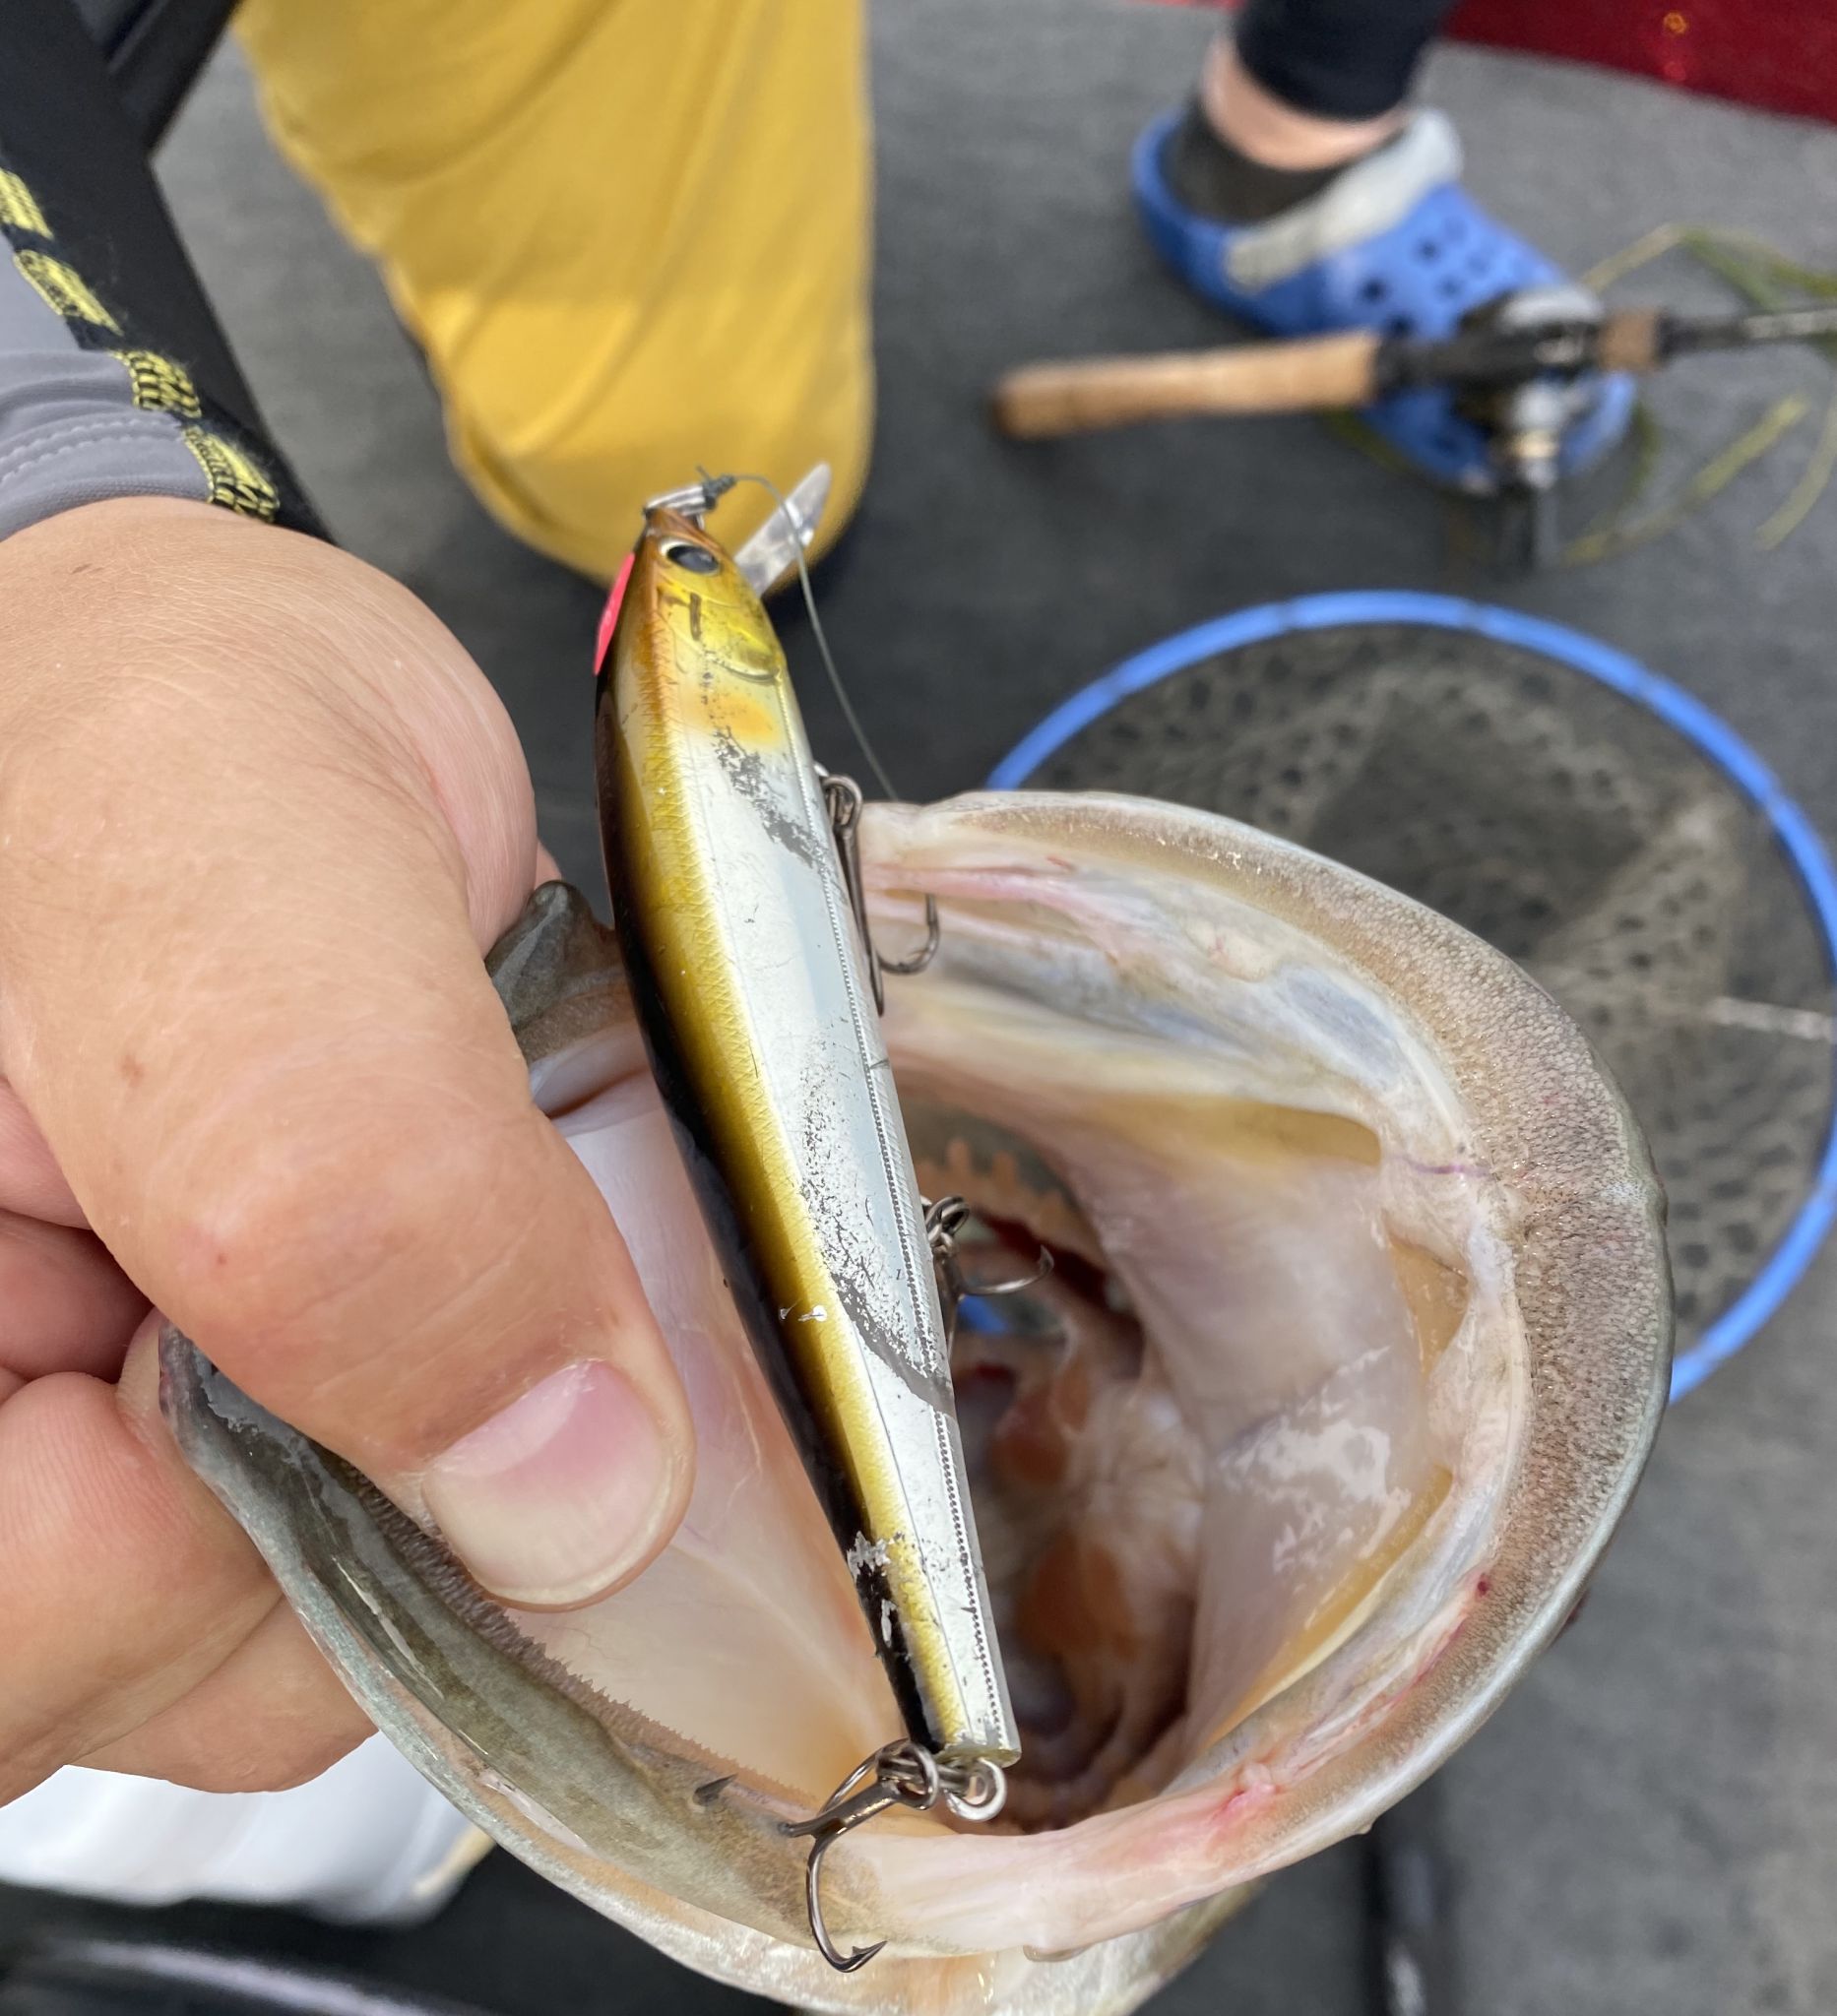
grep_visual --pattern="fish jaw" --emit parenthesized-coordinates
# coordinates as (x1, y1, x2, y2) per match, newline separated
(158, 774, 1669, 2016)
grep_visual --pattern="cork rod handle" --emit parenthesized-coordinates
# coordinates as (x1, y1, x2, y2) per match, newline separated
(990, 329, 1384, 440)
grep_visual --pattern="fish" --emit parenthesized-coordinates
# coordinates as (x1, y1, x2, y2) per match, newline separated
(159, 788, 1671, 2016)
(594, 500, 1016, 1784)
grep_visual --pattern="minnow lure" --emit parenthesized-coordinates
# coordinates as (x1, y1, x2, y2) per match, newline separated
(593, 488, 1019, 1964)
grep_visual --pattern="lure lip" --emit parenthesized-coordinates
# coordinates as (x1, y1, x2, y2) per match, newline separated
(731, 464, 833, 596)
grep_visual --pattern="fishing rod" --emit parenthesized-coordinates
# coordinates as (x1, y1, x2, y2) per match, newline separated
(991, 286, 1837, 565)
(992, 300, 1837, 439)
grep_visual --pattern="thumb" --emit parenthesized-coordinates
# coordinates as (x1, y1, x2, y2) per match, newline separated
(0, 500, 693, 1608)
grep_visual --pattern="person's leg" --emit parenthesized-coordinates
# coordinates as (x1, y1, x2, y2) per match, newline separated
(1168, 0, 1452, 224)
(233, 0, 871, 580)
(1233, 0, 1456, 127)
(1134, 0, 1632, 490)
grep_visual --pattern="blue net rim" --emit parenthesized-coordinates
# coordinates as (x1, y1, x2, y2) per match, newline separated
(986, 591, 1837, 1404)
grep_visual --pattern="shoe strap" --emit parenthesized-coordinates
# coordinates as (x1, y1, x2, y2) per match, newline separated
(1225, 109, 1465, 290)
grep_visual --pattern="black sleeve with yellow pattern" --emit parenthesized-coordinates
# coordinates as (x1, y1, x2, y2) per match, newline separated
(0, 0, 321, 544)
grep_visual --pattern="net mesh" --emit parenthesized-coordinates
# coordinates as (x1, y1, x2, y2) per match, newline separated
(1024, 621, 1835, 1349)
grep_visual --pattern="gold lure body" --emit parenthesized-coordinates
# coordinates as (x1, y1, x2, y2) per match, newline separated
(594, 505, 1017, 1769)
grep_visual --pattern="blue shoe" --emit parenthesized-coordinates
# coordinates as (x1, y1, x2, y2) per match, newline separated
(1132, 107, 1634, 492)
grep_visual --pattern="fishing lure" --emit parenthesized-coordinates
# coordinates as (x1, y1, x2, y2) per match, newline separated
(593, 482, 1020, 1968)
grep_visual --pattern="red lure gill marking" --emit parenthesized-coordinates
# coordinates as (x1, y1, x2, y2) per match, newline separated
(595, 551, 635, 674)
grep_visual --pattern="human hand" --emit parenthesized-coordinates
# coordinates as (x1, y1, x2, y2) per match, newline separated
(0, 497, 693, 1802)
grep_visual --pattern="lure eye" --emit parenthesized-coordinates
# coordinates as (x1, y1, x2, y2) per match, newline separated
(663, 541, 720, 575)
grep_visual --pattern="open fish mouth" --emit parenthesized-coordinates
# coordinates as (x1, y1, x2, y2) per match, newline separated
(905, 1124, 1198, 1836)
(907, 1114, 1242, 1837)
(161, 790, 1670, 2016)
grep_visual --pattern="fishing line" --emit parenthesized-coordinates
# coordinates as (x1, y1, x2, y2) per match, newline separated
(701, 467, 905, 803)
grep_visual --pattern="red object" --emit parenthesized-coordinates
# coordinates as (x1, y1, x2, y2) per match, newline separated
(1446, 0, 1837, 126)
(1144, 0, 1837, 125)
(595, 551, 634, 674)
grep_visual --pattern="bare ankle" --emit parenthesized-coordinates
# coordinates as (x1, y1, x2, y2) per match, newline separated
(1200, 37, 1405, 172)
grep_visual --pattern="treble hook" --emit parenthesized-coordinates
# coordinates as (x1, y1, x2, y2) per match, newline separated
(803, 1834, 882, 1974)
(922, 1195, 1055, 1345)
(820, 770, 940, 1016)
(780, 1749, 915, 1970)
(779, 1742, 1006, 1972)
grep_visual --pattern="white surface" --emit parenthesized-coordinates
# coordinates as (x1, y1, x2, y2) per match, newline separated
(0, 1737, 485, 1923)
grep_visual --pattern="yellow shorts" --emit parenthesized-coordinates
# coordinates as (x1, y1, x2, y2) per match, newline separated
(236, 0, 871, 577)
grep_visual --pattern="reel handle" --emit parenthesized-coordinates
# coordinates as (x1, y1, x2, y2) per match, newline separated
(990, 329, 1382, 439)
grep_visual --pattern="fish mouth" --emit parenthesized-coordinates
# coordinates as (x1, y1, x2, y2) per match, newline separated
(161, 793, 1669, 2009)
(906, 1099, 1465, 1837)
(913, 1111, 1185, 1832)
(512, 793, 1659, 1900)
(509, 849, 1512, 1862)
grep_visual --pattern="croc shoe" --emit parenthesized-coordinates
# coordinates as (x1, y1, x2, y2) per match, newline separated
(1132, 107, 1634, 491)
